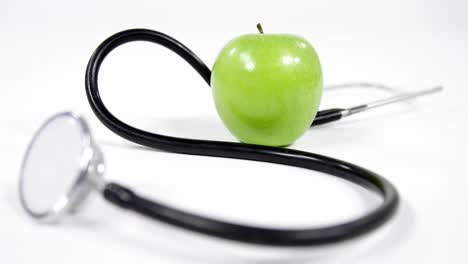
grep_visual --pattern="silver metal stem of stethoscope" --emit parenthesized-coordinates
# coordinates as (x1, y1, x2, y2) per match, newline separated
(324, 82, 396, 92)
(341, 85, 443, 117)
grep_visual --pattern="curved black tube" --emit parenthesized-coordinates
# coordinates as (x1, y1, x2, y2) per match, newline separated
(85, 28, 399, 246)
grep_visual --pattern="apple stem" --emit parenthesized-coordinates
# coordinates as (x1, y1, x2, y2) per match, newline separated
(256, 23, 264, 34)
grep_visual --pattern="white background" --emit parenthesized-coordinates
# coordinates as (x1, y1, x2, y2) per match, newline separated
(2, 0, 468, 263)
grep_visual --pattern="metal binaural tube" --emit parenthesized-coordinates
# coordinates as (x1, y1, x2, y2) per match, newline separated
(341, 85, 443, 117)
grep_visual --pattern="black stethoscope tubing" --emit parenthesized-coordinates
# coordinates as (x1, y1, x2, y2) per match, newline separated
(85, 28, 399, 246)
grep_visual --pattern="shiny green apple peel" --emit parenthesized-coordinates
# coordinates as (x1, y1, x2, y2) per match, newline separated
(211, 25, 322, 146)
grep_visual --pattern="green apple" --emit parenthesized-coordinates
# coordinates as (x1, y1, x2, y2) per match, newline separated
(211, 25, 323, 146)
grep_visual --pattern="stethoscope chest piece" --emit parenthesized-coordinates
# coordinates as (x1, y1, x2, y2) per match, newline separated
(19, 112, 105, 223)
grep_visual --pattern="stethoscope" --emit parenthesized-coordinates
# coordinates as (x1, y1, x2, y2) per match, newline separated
(19, 28, 442, 247)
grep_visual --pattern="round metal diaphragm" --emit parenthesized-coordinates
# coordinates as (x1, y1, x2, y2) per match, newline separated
(19, 112, 103, 223)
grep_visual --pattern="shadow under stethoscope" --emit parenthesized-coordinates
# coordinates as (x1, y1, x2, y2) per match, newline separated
(13, 185, 413, 264)
(73, 83, 416, 262)
(98, 102, 415, 153)
(8, 82, 419, 262)
(96, 81, 417, 151)
(5, 176, 414, 264)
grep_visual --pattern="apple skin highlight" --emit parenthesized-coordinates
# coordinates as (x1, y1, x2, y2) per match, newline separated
(211, 33, 323, 146)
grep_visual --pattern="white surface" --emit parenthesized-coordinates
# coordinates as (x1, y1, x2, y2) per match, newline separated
(1, 0, 468, 263)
